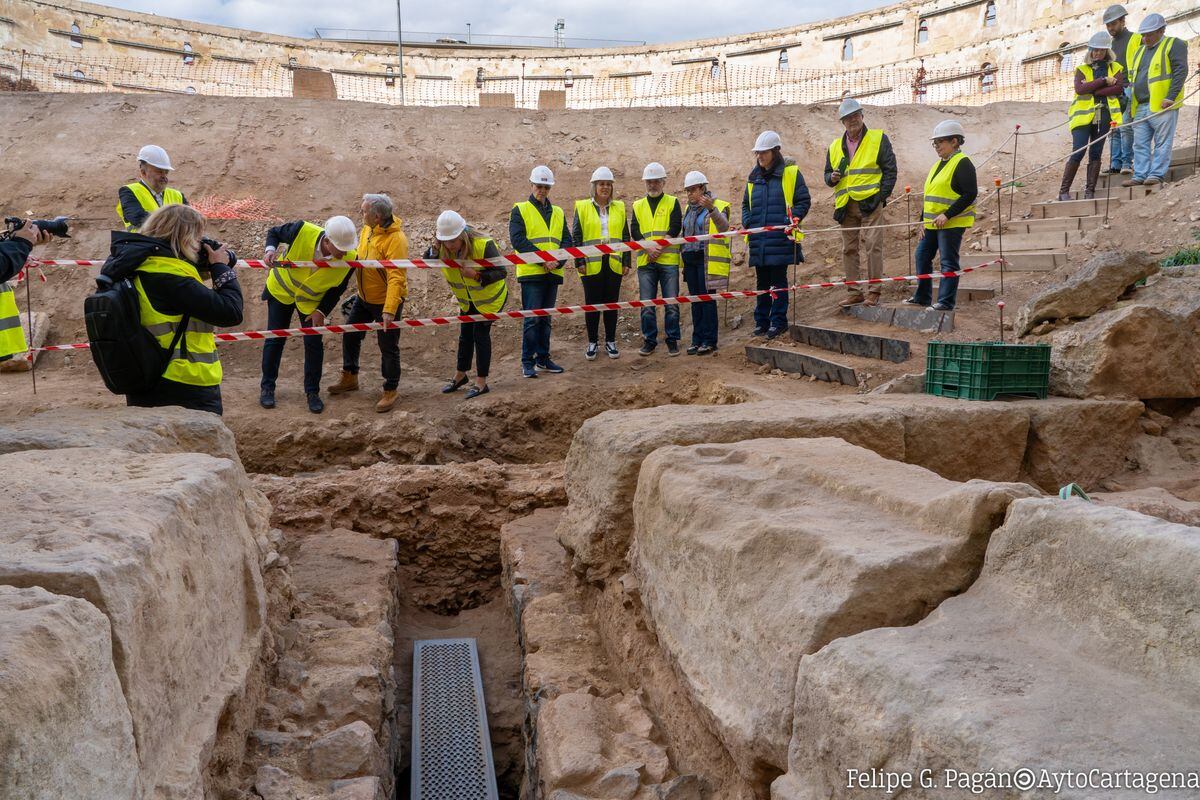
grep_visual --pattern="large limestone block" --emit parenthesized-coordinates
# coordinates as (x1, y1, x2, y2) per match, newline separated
(0, 405, 240, 462)
(0, 447, 267, 799)
(774, 498, 1200, 800)
(1021, 398, 1143, 490)
(0, 585, 138, 800)
(556, 401, 908, 577)
(633, 438, 1038, 778)
(1015, 249, 1158, 335)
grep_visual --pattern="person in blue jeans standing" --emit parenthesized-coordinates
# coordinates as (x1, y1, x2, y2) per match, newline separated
(631, 162, 684, 356)
(742, 130, 810, 339)
(510, 165, 572, 378)
(680, 170, 731, 355)
(1103, 4, 1140, 174)
(1121, 14, 1187, 188)
(906, 120, 977, 311)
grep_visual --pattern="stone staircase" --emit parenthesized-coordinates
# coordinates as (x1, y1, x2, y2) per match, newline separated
(744, 323, 914, 386)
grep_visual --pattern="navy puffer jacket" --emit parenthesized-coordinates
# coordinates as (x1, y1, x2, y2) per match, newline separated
(741, 157, 811, 268)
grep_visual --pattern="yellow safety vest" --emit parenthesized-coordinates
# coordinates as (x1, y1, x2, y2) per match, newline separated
(1118, 31, 1142, 69)
(0, 283, 27, 360)
(117, 183, 185, 232)
(1069, 62, 1126, 129)
(574, 199, 627, 277)
(745, 164, 805, 242)
(922, 151, 975, 230)
(265, 221, 355, 315)
(632, 194, 682, 268)
(828, 130, 884, 210)
(134, 256, 220, 387)
(1129, 36, 1184, 117)
(513, 201, 566, 279)
(440, 235, 508, 314)
(705, 199, 733, 280)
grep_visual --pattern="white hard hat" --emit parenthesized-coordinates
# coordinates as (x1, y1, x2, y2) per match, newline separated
(529, 165, 555, 186)
(590, 166, 614, 182)
(1137, 12, 1165, 33)
(1088, 31, 1114, 49)
(1102, 3, 1127, 23)
(642, 162, 667, 181)
(323, 215, 358, 253)
(435, 209, 467, 241)
(838, 98, 863, 119)
(683, 170, 709, 189)
(137, 144, 173, 171)
(931, 120, 966, 140)
(753, 130, 782, 152)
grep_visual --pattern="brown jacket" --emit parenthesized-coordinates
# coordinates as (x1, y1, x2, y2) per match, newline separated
(355, 218, 408, 315)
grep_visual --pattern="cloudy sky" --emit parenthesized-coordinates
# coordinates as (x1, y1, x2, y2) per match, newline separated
(99, 0, 896, 44)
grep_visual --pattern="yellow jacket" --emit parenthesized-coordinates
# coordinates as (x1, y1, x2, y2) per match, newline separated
(356, 218, 409, 314)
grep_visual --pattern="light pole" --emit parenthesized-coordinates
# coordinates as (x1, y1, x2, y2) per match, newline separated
(395, 0, 405, 105)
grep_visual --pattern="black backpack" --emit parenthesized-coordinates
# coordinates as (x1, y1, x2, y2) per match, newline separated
(85, 273, 189, 395)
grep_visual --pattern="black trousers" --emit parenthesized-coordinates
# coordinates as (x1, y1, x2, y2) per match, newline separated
(342, 297, 402, 391)
(456, 302, 494, 378)
(580, 263, 622, 343)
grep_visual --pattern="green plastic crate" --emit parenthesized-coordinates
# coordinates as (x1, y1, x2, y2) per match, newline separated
(925, 341, 1050, 401)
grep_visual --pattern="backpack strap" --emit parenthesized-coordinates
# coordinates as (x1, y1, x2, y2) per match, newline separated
(162, 313, 191, 375)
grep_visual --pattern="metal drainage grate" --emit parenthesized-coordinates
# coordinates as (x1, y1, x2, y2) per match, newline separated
(411, 638, 499, 800)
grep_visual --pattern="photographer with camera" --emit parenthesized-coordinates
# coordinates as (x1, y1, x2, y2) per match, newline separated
(95, 204, 242, 414)
(0, 219, 53, 361)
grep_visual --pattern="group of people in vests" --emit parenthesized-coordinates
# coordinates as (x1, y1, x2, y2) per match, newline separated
(97, 106, 988, 415)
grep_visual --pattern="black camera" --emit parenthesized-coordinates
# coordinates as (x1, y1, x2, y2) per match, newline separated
(2, 215, 71, 239)
(196, 236, 235, 270)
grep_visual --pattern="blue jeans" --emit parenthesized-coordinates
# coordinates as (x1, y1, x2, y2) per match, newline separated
(520, 279, 558, 368)
(638, 264, 680, 346)
(682, 252, 718, 348)
(260, 292, 324, 395)
(1110, 89, 1133, 170)
(753, 264, 789, 332)
(911, 227, 964, 309)
(1132, 104, 1179, 182)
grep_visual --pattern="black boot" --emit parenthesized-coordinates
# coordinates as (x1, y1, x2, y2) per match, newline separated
(1083, 160, 1102, 199)
(1058, 160, 1081, 201)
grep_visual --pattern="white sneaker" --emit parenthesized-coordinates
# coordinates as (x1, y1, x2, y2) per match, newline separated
(585, 343, 598, 361)
(605, 341, 620, 359)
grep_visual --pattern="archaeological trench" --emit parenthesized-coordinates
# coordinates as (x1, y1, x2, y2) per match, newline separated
(2, 266, 1200, 800)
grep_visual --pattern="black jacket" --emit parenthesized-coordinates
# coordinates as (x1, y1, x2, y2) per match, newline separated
(117, 182, 189, 231)
(571, 201, 632, 272)
(0, 238, 32, 284)
(929, 155, 978, 220)
(508, 195, 574, 284)
(263, 221, 352, 315)
(629, 193, 683, 242)
(822, 128, 899, 223)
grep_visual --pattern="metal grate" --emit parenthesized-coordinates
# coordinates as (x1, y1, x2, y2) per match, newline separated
(411, 638, 499, 800)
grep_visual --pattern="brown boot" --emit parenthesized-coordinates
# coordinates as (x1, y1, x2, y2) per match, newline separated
(1057, 160, 1080, 201)
(327, 370, 358, 395)
(864, 291, 882, 307)
(375, 389, 398, 413)
(839, 291, 865, 307)
(1082, 160, 1102, 199)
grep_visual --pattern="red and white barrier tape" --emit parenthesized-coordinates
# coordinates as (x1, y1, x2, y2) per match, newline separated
(31, 260, 1000, 354)
(30, 222, 801, 272)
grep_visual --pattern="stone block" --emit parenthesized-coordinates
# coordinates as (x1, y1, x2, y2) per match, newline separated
(743, 345, 858, 385)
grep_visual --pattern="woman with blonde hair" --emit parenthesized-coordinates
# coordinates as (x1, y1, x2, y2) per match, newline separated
(1058, 31, 1126, 200)
(96, 203, 243, 414)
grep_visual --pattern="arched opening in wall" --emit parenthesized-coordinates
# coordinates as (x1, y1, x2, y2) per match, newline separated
(710, 58, 721, 80)
(385, 65, 395, 87)
(288, 56, 297, 67)
(980, 62, 996, 93)
(565, 68, 574, 88)
(778, 49, 789, 71)
(185, 86, 196, 94)
(183, 42, 194, 65)
(984, 1, 997, 26)
(842, 38, 854, 61)
(71, 68, 84, 79)
(1058, 43, 1074, 73)
(917, 19, 929, 44)
(475, 67, 484, 88)
(69, 22, 83, 48)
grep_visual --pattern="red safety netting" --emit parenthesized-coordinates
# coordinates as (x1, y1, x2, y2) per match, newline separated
(189, 195, 283, 222)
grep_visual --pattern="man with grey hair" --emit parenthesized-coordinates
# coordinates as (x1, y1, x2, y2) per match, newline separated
(328, 192, 409, 412)
(1123, 13, 1188, 188)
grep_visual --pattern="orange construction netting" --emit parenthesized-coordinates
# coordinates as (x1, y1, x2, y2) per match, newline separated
(190, 195, 283, 222)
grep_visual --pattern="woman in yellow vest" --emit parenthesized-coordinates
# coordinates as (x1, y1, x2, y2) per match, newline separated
(0, 221, 53, 363)
(680, 171, 730, 355)
(260, 216, 358, 414)
(430, 210, 507, 400)
(905, 121, 977, 312)
(1058, 32, 1126, 201)
(571, 166, 630, 361)
(102, 205, 243, 415)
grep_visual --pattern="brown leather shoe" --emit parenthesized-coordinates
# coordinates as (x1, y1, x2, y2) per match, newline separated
(864, 291, 881, 307)
(839, 293, 865, 307)
(327, 370, 359, 395)
(375, 389, 398, 413)
(1121, 178, 1144, 187)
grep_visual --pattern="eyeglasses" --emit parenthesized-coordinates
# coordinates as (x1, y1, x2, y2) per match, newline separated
(932, 137, 954, 146)
(533, 184, 552, 190)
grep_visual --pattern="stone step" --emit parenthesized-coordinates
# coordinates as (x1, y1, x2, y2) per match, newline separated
(999, 250, 1066, 271)
(1065, 184, 1157, 202)
(842, 303, 954, 333)
(744, 344, 858, 385)
(1030, 198, 1120, 218)
(1097, 162, 1195, 186)
(1170, 145, 1198, 168)
(789, 324, 910, 363)
(961, 286, 996, 302)
(1002, 215, 1103, 235)
(981, 230, 1081, 252)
